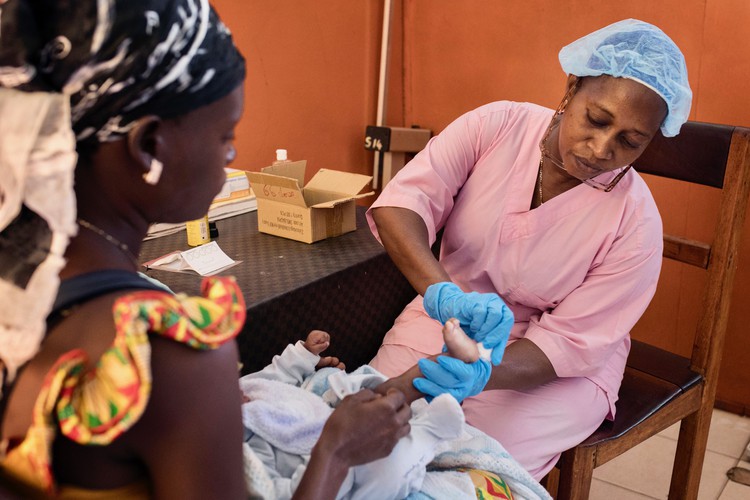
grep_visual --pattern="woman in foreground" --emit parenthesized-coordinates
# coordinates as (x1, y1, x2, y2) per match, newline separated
(0, 2, 409, 498)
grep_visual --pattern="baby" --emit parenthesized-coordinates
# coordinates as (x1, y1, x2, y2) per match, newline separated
(239, 319, 479, 500)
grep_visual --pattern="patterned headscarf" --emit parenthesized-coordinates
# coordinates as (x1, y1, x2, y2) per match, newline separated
(0, 0, 246, 385)
(0, 0, 246, 144)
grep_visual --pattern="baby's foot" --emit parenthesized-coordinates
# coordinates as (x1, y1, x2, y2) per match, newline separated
(315, 356, 346, 371)
(443, 318, 479, 363)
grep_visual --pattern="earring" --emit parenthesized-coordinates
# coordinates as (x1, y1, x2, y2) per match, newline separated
(557, 94, 572, 115)
(556, 78, 582, 115)
(143, 158, 163, 185)
(226, 145, 237, 163)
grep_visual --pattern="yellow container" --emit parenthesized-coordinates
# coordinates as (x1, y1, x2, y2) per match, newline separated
(186, 215, 211, 246)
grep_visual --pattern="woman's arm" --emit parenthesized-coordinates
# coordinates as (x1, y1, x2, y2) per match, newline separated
(292, 389, 411, 500)
(377, 342, 555, 400)
(371, 206, 450, 296)
(130, 337, 247, 499)
(374, 358, 433, 404)
(484, 338, 557, 391)
(373, 207, 556, 392)
(376, 337, 555, 404)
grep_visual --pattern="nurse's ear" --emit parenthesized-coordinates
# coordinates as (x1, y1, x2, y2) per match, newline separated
(565, 74, 581, 92)
(558, 75, 582, 114)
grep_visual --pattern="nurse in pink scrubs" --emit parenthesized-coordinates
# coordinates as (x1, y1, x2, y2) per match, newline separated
(367, 18, 693, 480)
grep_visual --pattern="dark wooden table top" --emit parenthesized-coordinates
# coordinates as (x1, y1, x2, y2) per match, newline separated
(140, 207, 387, 307)
(140, 207, 416, 373)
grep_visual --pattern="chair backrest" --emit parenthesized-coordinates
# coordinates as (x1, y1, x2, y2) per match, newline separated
(633, 121, 750, 385)
(547, 121, 750, 500)
(635, 122, 732, 187)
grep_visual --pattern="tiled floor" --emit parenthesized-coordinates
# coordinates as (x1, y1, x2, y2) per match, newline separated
(590, 409, 750, 499)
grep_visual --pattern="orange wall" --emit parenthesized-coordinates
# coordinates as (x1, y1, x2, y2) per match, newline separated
(212, 0, 383, 177)
(397, 1, 750, 413)
(213, 0, 750, 413)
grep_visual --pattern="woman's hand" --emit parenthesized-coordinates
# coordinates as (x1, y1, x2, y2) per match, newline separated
(320, 388, 411, 465)
(292, 388, 411, 499)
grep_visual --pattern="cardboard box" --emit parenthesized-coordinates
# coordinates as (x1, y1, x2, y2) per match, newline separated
(246, 160, 373, 243)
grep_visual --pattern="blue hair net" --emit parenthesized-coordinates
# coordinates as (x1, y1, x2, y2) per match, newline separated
(559, 19, 692, 137)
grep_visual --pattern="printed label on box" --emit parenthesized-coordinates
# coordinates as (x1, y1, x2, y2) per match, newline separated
(257, 201, 308, 238)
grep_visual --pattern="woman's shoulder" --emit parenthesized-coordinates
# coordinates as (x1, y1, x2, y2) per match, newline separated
(0, 277, 246, 492)
(0, 277, 246, 493)
(616, 169, 660, 213)
(458, 101, 555, 140)
(606, 170, 663, 245)
(83, 274, 245, 429)
(470, 100, 553, 121)
(50, 278, 245, 434)
(113, 275, 246, 350)
(83, 274, 245, 436)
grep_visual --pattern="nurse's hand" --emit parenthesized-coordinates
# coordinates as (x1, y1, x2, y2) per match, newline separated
(413, 356, 492, 402)
(423, 282, 513, 365)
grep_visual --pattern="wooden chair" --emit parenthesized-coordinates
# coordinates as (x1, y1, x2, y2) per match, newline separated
(549, 121, 750, 499)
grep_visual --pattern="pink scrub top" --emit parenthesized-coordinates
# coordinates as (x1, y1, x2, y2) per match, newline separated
(367, 101, 663, 418)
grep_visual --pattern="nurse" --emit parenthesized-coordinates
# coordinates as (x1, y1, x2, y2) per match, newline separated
(367, 18, 692, 480)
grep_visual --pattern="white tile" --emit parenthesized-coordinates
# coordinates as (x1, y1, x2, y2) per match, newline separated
(593, 434, 737, 499)
(590, 478, 658, 499)
(655, 410, 750, 459)
(706, 410, 750, 459)
(594, 435, 677, 498)
(719, 480, 750, 500)
(699, 451, 735, 500)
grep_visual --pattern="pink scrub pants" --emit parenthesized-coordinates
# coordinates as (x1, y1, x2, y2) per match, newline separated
(370, 342, 611, 480)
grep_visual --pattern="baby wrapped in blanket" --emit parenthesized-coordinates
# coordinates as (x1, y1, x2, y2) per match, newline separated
(239, 322, 551, 500)
(239, 328, 465, 500)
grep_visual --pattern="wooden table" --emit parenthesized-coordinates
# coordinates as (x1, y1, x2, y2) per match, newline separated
(140, 207, 416, 373)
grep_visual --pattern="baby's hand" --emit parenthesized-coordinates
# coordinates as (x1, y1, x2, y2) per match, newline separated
(304, 330, 331, 356)
(305, 330, 345, 370)
(316, 356, 346, 371)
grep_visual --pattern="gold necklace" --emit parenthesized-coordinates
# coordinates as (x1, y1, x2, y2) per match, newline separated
(77, 219, 140, 270)
(536, 156, 544, 205)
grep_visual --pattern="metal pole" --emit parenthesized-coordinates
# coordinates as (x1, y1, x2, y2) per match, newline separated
(372, 0, 393, 189)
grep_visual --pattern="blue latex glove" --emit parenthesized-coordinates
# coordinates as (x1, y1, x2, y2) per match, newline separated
(413, 356, 491, 403)
(423, 282, 514, 365)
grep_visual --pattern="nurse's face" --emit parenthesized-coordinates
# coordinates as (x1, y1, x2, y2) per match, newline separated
(550, 75, 667, 183)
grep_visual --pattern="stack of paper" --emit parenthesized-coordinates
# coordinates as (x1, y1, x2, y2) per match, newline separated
(209, 168, 258, 217)
(145, 169, 257, 240)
